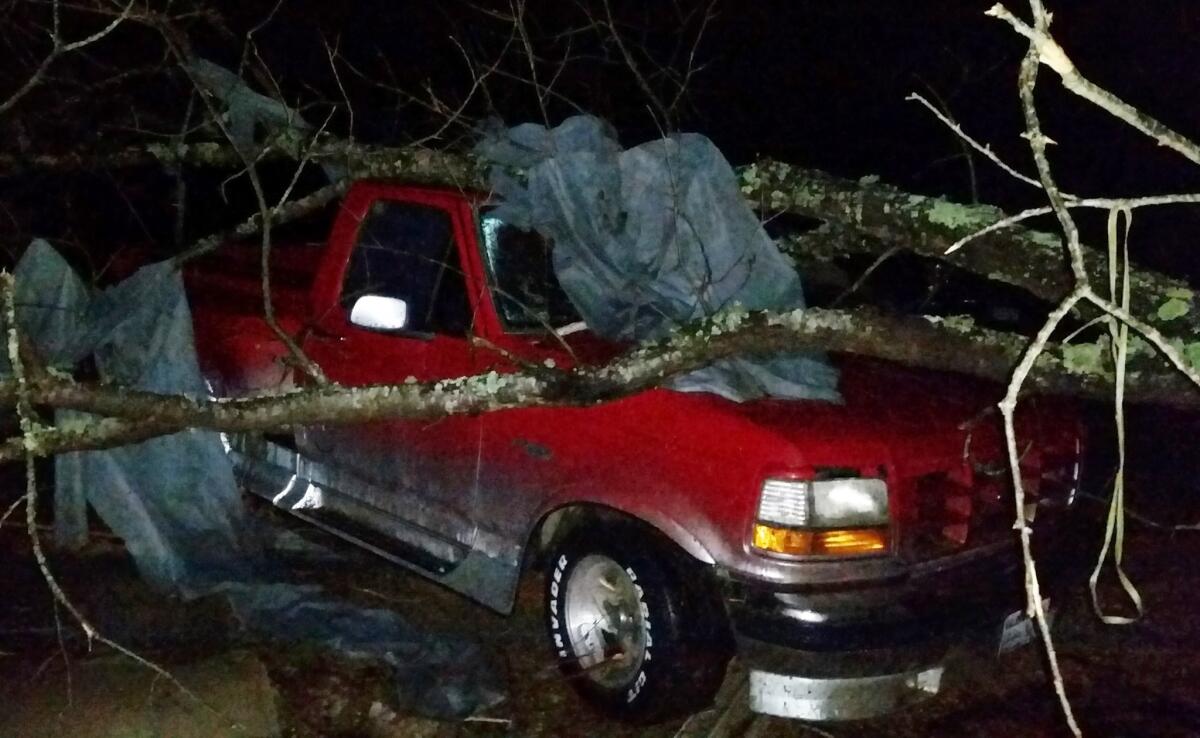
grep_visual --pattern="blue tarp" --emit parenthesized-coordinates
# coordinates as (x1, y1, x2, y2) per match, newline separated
(9, 240, 502, 718)
(476, 115, 842, 403)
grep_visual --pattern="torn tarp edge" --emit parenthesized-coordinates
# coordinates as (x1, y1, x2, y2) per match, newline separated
(6, 239, 503, 718)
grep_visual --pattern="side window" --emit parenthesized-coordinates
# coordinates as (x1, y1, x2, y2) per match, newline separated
(481, 214, 580, 331)
(341, 200, 472, 334)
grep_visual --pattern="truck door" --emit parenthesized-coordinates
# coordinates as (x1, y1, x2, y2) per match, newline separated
(299, 195, 482, 565)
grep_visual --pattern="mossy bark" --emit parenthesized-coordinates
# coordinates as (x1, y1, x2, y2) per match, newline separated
(14, 139, 1196, 350)
(737, 158, 1200, 345)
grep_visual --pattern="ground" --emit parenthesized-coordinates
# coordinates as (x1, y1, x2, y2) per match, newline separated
(1, 492, 1198, 738)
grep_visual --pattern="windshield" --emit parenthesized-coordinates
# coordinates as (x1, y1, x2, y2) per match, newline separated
(480, 213, 582, 331)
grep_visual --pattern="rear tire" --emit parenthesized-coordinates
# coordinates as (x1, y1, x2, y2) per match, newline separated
(544, 521, 733, 722)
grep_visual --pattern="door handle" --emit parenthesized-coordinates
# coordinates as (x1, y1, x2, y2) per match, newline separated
(513, 437, 553, 461)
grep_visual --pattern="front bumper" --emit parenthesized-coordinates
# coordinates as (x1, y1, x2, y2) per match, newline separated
(723, 529, 1087, 720)
(729, 541, 1036, 653)
(748, 662, 945, 721)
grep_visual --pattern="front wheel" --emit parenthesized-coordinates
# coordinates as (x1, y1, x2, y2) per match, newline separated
(544, 522, 733, 722)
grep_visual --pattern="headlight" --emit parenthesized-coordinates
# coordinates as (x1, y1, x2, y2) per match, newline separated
(752, 477, 889, 557)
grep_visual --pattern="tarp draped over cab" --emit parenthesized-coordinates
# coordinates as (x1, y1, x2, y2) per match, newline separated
(476, 115, 841, 403)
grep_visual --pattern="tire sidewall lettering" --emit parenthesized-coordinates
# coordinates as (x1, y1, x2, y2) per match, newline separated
(548, 552, 657, 704)
(622, 562, 653, 703)
(626, 668, 647, 703)
(550, 555, 566, 601)
(549, 554, 570, 658)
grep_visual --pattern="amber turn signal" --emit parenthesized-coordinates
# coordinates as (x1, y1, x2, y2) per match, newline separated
(752, 523, 888, 556)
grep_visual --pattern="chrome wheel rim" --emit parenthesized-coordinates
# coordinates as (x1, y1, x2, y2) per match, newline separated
(562, 554, 647, 688)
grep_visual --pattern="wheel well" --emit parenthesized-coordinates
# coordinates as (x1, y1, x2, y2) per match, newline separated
(525, 503, 710, 572)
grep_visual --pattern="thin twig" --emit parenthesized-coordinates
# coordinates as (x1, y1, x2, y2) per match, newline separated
(998, 288, 1084, 738)
(0, 494, 25, 529)
(171, 50, 331, 387)
(907, 91, 1041, 189)
(831, 245, 901, 307)
(946, 194, 1200, 254)
(989, 3, 1200, 167)
(1078, 491, 1200, 531)
(1001, 6, 1086, 733)
(0, 0, 136, 115)
(599, 0, 672, 127)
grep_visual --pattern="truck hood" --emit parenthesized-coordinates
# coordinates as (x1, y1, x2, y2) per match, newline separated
(523, 331, 1072, 477)
(674, 356, 1080, 560)
(678, 357, 1021, 478)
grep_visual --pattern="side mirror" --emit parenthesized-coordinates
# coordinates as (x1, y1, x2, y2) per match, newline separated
(349, 294, 409, 331)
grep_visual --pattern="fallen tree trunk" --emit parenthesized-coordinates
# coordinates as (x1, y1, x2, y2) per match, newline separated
(0, 137, 488, 186)
(22, 139, 1195, 335)
(7, 139, 1193, 340)
(741, 158, 1200, 344)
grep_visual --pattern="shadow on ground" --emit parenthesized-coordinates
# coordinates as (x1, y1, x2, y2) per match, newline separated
(2, 491, 1199, 738)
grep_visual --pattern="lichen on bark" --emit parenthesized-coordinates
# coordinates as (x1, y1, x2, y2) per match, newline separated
(735, 157, 1200, 344)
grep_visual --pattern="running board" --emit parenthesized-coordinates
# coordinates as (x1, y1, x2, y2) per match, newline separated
(228, 435, 467, 573)
(225, 432, 526, 614)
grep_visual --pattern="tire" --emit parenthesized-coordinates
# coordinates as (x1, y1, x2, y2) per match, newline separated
(544, 520, 734, 722)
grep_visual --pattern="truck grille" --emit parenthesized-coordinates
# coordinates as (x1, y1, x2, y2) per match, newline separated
(899, 444, 1080, 563)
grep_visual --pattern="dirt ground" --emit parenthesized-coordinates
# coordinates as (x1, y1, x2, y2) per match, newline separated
(2, 491, 1199, 738)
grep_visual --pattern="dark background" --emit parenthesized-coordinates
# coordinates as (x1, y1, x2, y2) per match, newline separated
(4, 1, 1199, 274)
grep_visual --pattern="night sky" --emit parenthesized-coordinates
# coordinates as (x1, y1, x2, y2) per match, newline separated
(201, 0, 1200, 281)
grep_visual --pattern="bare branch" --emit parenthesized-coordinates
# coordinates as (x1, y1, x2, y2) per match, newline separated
(0, 302, 1195, 465)
(989, 3, 1200, 167)
(945, 193, 1200, 254)
(172, 53, 331, 386)
(0, 0, 135, 115)
(907, 92, 1041, 189)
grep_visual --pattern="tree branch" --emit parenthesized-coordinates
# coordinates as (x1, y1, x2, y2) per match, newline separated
(1, 304, 1194, 462)
(989, 3, 1200, 167)
(739, 158, 1200, 341)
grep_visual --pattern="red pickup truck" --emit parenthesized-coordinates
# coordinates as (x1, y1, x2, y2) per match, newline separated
(187, 180, 1085, 722)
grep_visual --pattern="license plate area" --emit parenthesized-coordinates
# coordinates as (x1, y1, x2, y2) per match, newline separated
(997, 598, 1052, 655)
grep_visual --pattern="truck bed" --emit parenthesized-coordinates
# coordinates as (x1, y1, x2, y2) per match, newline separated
(185, 241, 324, 317)
(185, 241, 324, 395)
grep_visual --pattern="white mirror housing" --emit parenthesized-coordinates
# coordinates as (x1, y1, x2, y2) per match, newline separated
(349, 294, 409, 331)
